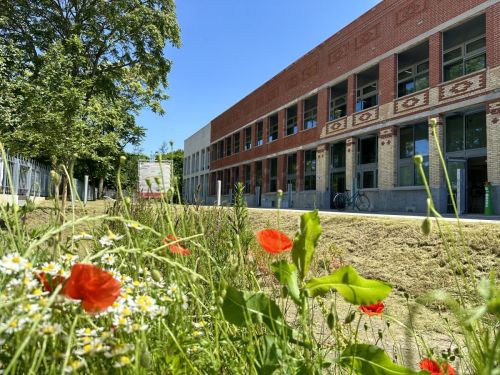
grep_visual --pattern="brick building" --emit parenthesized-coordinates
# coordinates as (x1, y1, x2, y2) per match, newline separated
(190, 0, 500, 214)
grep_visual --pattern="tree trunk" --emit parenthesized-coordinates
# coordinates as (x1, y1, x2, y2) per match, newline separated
(98, 176, 104, 199)
(60, 175, 68, 223)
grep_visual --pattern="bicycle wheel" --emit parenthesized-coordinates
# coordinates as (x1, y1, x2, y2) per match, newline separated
(355, 193, 370, 211)
(333, 193, 347, 210)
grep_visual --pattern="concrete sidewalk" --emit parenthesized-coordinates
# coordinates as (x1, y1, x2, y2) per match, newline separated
(248, 207, 500, 224)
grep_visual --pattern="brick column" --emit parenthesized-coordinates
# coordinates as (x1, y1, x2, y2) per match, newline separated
(250, 162, 256, 194)
(317, 88, 329, 127)
(487, 3, 500, 68)
(347, 74, 357, 116)
(345, 137, 357, 192)
(316, 144, 330, 208)
(379, 55, 397, 105)
(487, 101, 500, 185)
(262, 159, 269, 193)
(428, 116, 446, 212)
(378, 126, 398, 189)
(279, 108, 287, 138)
(429, 32, 443, 87)
(277, 155, 286, 191)
(297, 100, 303, 131)
(238, 165, 244, 184)
(296, 150, 304, 191)
(262, 118, 268, 145)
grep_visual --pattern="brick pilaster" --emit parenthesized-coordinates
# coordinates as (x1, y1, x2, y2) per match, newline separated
(315, 144, 329, 193)
(487, 3, 500, 69)
(429, 32, 442, 87)
(317, 88, 329, 128)
(279, 108, 287, 138)
(250, 162, 256, 194)
(277, 155, 286, 191)
(487, 101, 500, 185)
(379, 55, 397, 105)
(345, 137, 357, 192)
(347, 74, 357, 116)
(297, 99, 303, 131)
(378, 126, 398, 189)
(428, 116, 445, 189)
(262, 159, 269, 193)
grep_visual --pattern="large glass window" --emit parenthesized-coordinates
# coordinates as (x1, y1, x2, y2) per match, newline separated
(357, 136, 378, 189)
(356, 82, 378, 112)
(244, 164, 251, 193)
(443, 32, 486, 82)
(256, 121, 264, 147)
(398, 60, 429, 97)
(225, 137, 231, 157)
(255, 161, 262, 189)
(329, 94, 347, 121)
(286, 105, 298, 136)
(446, 112, 486, 152)
(304, 150, 316, 191)
(269, 158, 278, 192)
(286, 153, 297, 191)
(330, 142, 346, 193)
(303, 95, 318, 130)
(233, 132, 240, 154)
(218, 140, 224, 159)
(268, 114, 279, 142)
(244, 127, 252, 151)
(399, 123, 429, 186)
(211, 144, 217, 162)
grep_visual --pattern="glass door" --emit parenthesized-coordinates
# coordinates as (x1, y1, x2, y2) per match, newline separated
(447, 158, 467, 213)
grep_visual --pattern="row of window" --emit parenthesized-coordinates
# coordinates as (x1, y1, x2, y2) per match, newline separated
(212, 111, 486, 193)
(184, 147, 210, 175)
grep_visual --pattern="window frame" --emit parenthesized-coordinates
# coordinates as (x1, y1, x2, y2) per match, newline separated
(356, 81, 378, 112)
(286, 153, 297, 191)
(303, 95, 318, 130)
(356, 135, 378, 189)
(268, 114, 279, 142)
(269, 158, 278, 192)
(225, 137, 231, 157)
(445, 111, 487, 154)
(398, 123, 429, 187)
(329, 89, 347, 121)
(256, 121, 264, 147)
(304, 149, 317, 191)
(397, 59, 429, 98)
(244, 127, 252, 151)
(233, 132, 240, 154)
(244, 164, 251, 193)
(286, 105, 298, 136)
(443, 34, 486, 82)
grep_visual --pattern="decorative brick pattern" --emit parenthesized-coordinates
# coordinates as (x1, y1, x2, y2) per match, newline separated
(353, 107, 379, 127)
(355, 23, 381, 50)
(316, 144, 329, 193)
(328, 43, 349, 65)
(378, 127, 398, 189)
(438, 71, 486, 102)
(395, 0, 428, 26)
(394, 90, 430, 114)
(320, 117, 348, 138)
(302, 61, 319, 80)
(487, 101, 500, 185)
(428, 117, 444, 189)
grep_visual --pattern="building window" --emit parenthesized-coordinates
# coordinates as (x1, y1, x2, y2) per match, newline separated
(398, 60, 429, 97)
(443, 35, 485, 82)
(225, 137, 231, 157)
(218, 140, 224, 159)
(399, 123, 429, 186)
(304, 150, 316, 191)
(303, 95, 318, 130)
(357, 136, 378, 189)
(446, 112, 486, 153)
(268, 114, 279, 142)
(223, 170, 230, 195)
(244, 127, 252, 151)
(200, 150, 205, 171)
(256, 121, 264, 146)
(269, 158, 278, 192)
(233, 132, 240, 154)
(286, 105, 298, 136)
(356, 82, 378, 112)
(286, 153, 297, 191)
(244, 164, 251, 193)
(211, 144, 217, 162)
(255, 161, 263, 189)
(329, 93, 347, 121)
(206, 147, 210, 169)
(330, 142, 346, 193)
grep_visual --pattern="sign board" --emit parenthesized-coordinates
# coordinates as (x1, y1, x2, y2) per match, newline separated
(138, 160, 171, 198)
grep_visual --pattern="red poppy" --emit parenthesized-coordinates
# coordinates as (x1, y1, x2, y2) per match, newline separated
(419, 359, 456, 375)
(38, 272, 66, 293)
(162, 234, 190, 256)
(358, 301, 385, 316)
(256, 229, 293, 254)
(62, 263, 121, 313)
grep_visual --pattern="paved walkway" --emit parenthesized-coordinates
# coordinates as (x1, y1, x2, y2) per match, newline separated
(248, 207, 500, 224)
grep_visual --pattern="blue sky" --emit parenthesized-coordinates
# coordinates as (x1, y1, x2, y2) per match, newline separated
(135, 0, 381, 155)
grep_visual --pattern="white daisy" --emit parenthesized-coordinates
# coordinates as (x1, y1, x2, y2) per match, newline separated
(0, 253, 30, 274)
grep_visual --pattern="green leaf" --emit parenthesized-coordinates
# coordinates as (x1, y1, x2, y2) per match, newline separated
(339, 344, 425, 374)
(305, 266, 392, 305)
(271, 261, 300, 304)
(221, 286, 288, 334)
(292, 210, 322, 280)
(255, 335, 281, 375)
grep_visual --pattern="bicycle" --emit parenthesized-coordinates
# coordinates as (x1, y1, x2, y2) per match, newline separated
(332, 190, 370, 211)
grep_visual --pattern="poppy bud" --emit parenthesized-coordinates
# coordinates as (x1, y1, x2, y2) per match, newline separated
(169, 140, 174, 148)
(154, 176, 161, 186)
(139, 349, 152, 368)
(120, 155, 127, 165)
(145, 178, 152, 188)
(364, 322, 368, 331)
(220, 288, 227, 298)
(220, 279, 228, 290)
(327, 313, 336, 330)
(413, 154, 423, 165)
(217, 296, 224, 306)
(124, 197, 131, 206)
(429, 118, 438, 128)
(281, 286, 288, 298)
(421, 217, 432, 235)
(151, 269, 162, 282)
(344, 311, 356, 324)
(12, 204, 19, 213)
(158, 154, 163, 162)
(378, 329, 383, 339)
(277, 189, 283, 199)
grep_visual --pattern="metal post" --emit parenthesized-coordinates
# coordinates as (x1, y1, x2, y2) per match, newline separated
(84, 175, 89, 206)
(287, 183, 293, 208)
(216, 180, 221, 206)
(457, 169, 465, 215)
(13, 157, 20, 196)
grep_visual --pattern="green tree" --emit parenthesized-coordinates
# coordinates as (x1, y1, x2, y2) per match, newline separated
(0, 0, 180, 208)
(157, 149, 184, 199)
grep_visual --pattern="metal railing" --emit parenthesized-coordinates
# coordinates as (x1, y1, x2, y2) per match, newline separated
(0, 153, 51, 198)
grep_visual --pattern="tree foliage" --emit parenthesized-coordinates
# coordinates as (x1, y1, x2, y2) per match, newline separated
(0, 0, 180, 170)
